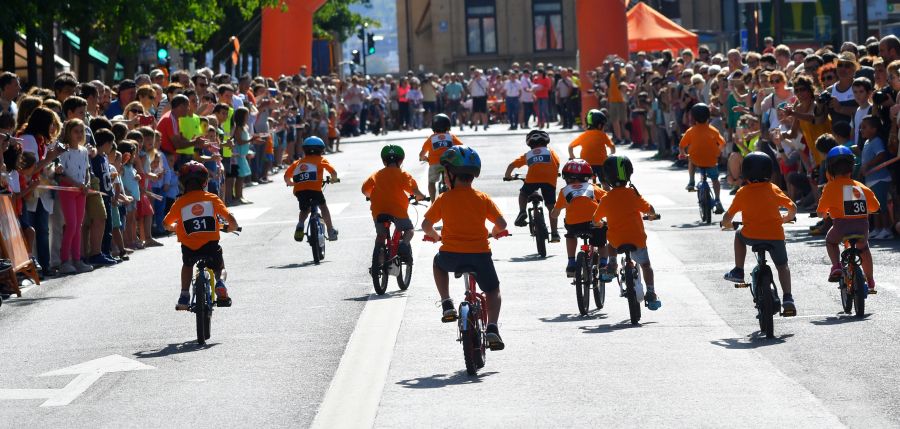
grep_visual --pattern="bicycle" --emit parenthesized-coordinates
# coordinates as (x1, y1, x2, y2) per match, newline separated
(368, 196, 429, 295)
(690, 169, 715, 225)
(609, 214, 661, 325)
(503, 174, 549, 257)
(190, 224, 241, 345)
(306, 177, 338, 265)
(724, 221, 781, 339)
(838, 234, 871, 318)
(573, 230, 606, 316)
(424, 230, 509, 376)
(437, 168, 448, 195)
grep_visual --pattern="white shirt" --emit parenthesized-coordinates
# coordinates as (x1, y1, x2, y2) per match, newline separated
(519, 77, 534, 102)
(468, 77, 489, 97)
(853, 103, 872, 147)
(503, 79, 521, 98)
(58, 146, 90, 186)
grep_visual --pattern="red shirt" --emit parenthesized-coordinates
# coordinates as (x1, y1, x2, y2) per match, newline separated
(533, 76, 552, 99)
(157, 110, 178, 155)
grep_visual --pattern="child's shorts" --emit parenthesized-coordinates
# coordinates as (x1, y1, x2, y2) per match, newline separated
(84, 193, 107, 223)
(825, 217, 869, 249)
(696, 166, 719, 180)
(110, 203, 123, 228)
(610, 243, 650, 265)
(295, 190, 326, 211)
(736, 232, 788, 266)
(374, 215, 414, 236)
(182, 241, 224, 268)
(519, 183, 556, 208)
(428, 164, 445, 183)
(433, 251, 499, 292)
(564, 222, 606, 246)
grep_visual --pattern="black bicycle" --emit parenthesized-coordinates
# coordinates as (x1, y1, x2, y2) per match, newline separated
(369, 196, 429, 295)
(307, 177, 338, 265)
(191, 225, 241, 345)
(504, 174, 549, 257)
(611, 214, 660, 325)
(838, 234, 870, 318)
(690, 169, 715, 225)
(726, 221, 780, 339)
(573, 231, 605, 316)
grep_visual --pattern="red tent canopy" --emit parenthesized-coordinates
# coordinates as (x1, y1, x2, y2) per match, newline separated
(626, 2, 698, 54)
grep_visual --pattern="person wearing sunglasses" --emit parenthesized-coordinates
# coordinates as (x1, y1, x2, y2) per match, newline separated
(822, 52, 860, 126)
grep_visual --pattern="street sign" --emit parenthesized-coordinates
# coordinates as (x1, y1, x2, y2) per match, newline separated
(740, 29, 749, 52)
(0, 355, 154, 407)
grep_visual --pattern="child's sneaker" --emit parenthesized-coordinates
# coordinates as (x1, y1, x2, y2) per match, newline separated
(550, 231, 561, 243)
(176, 292, 190, 311)
(294, 224, 305, 242)
(714, 200, 725, 214)
(828, 265, 843, 283)
(514, 211, 528, 227)
(58, 262, 77, 275)
(599, 265, 616, 282)
(485, 323, 505, 350)
(874, 229, 893, 240)
(215, 282, 232, 307)
(645, 290, 662, 311)
(565, 259, 577, 278)
(724, 267, 745, 283)
(441, 299, 457, 322)
(327, 228, 339, 241)
(782, 294, 797, 317)
(685, 182, 696, 192)
(74, 260, 94, 273)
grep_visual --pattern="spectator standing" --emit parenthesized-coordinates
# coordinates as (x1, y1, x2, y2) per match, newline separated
(55, 119, 93, 274)
(0, 72, 20, 117)
(503, 70, 522, 130)
(556, 69, 575, 129)
(105, 79, 136, 119)
(533, 69, 552, 129)
(519, 71, 535, 129)
(467, 69, 489, 131)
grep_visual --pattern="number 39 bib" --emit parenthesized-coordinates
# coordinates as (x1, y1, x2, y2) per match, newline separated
(292, 163, 318, 183)
(181, 201, 216, 234)
(842, 185, 868, 217)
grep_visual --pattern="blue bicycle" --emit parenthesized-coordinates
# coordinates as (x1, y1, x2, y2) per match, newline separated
(691, 169, 715, 224)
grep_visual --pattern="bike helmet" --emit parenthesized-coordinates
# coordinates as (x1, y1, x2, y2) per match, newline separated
(690, 103, 710, 123)
(741, 151, 773, 183)
(825, 145, 855, 176)
(562, 158, 593, 181)
(440, 145, 481, 177)
(178, 161, 209, 187)
(526, 129, 550, 148)
(585, 109, 607, 130)
(602, 155, 633, 186)
(302, 136, 326, 155)
(431, 113, 451, 133)
(380, 144, 405, 164)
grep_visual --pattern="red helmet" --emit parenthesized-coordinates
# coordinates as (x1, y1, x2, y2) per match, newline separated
(562, 158, 592, 181)
(178, 160, 209, 187)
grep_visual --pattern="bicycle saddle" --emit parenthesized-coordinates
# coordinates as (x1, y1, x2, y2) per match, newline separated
(751, 243, 774, 253)
(375, 214, 396, 223)
(527, 193, 544, 203)
(842, 234, 865, 244)
(453, 265, 478, 278)
(616, 244, 638, 254)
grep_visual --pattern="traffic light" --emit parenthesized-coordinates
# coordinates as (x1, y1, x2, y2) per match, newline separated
(351, 49, 361, 65)
(156, 47, 169, 64)
(367, 33, 376, 55)
(357, 28, 365, 40)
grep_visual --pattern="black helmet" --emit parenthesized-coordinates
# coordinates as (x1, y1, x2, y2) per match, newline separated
(526, 129, 550, 148)
(602, 155, 633, 186)
(741, 152, 773, 183)
(691, 103, 710, 123)
(586, 109, 607, 129)
(432, 113, 451, 133)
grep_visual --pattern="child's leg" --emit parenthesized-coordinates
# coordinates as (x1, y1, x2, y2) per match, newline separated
(224, 177, 234, 204)
(320, 203, 334, 232)
(775, 264, 792, 296)
(485, 289, 501, 325)
(687, 161, 695, 186)
(180, 264, 192, 292)
(640, 262, 654, 288)
(71, 194, 86, 261)
(605, 244, 618, 271)
(235, 177, 244, 199)
(711, 178, 721, 200)
(860, 248, 875, 287)
(113, 226, 126, 253)
(298, 208, 310, 226)
(517, 191, 527, 213)
(58, 192, 77, 262)
(825, 242, 840, 267)
(734, 233, 747, 269)
(433, 263, 450, 300)
(566, 237, 576, 258)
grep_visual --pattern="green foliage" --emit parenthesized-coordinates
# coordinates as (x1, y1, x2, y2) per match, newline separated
(313, 0, 379, 41)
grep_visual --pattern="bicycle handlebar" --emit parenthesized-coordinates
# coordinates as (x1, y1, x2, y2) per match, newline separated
(423, 229, 508, 243)
(503, 174, 524, 182)
(642, 214, 661, 221)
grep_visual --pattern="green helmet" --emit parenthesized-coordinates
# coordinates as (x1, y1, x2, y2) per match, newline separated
(586, 109, 607, 129)
(380, 144, 405, 164)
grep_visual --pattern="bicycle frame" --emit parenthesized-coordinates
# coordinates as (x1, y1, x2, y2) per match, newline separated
(459, 273, 488, 332)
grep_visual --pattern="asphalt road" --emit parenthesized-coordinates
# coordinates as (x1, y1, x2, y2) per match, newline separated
(0, 128, 897, 428)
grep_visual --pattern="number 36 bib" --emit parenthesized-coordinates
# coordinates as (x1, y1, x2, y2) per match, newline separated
(842, 185, 868, 217)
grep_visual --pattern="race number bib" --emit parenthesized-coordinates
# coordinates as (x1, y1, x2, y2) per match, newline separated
(292, 163, 318, 183)
(430, 134, 453, 151)
(181, 201, 216, 234)
(842, 185, 868, 216)
(526, 147, 551, 166)
(562, 183, 595, 203)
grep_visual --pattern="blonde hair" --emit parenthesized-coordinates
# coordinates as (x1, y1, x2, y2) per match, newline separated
(60, 118, 85, 147)
(124, 101, 144, 116)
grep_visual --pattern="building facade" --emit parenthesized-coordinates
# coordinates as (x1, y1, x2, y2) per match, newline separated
(398, 0, 578, 73)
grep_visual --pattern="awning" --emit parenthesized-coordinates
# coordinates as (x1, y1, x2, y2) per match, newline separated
(62, 30, 123, 71)
(626, 3, 698, 54)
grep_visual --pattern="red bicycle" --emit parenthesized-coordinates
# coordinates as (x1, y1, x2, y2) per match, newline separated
(369, 196, 428, 295)
(424, 230, 509, 375)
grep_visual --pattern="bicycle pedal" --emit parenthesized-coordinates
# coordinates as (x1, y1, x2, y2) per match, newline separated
(734, 283, 750, 288)
(869, 289, 878, 295)
(216, 298, 232, 307)
(442, 315, 458, 323)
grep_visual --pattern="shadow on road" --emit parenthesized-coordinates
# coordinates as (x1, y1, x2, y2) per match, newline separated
(810, 314, 869, 325)
(670, 223, 716, 229)
(268, 261, 328, 269)
(539, 312, 607, 323)
(508, 254, 556, 263)
(133, 341, 219, 358)
(343, 290, 407, 302)
(1, 295, 77, 307)
(396, 370, 498, 389)
(709, 333, 793, 349)
(579, 320, 657, 333)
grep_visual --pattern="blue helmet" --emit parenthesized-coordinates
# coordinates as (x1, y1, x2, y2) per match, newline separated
(826, 145, 855, 176)
(440, 145, 482, 177)
(302, 136, 326, 149)
(826, 145, 853, 160)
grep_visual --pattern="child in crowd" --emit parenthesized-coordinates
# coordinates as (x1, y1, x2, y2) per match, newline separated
(550, 159, 607, 277)
(505, 130, 561, 242)
(722, 152, 797, 316)
(592, 156, 661, 310)
(118, 140, 142, 249)
(327, 110, 341, 151)
(110, 149, 131, 258)
(422, 146, 508, 350)
(87, 128, 118, 265)
(285, 136, 339, 242)
(55, 119, 94, 274)
(858, 115, 893, 240)
(6, 149, 38, 254)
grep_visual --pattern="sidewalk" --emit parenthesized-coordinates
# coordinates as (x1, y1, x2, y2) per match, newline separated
(340, 125, 582, 144)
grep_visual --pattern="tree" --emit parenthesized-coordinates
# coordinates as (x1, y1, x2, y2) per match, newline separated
(313, 0, 379, 42)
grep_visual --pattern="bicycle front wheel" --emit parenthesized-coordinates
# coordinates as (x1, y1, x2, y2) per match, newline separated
(839, 276, 853, 314)
(574, 253, 590, 315)
(397, 259, 413, 290)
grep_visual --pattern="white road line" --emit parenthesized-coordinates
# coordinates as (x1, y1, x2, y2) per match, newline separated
(228, 206, 270, 221)
(644, 194, 677, 207)
(329, 202, 350, 216)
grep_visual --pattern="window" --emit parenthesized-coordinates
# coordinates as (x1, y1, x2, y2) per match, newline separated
(533, 0, 563, 51)
(466, 0, 497, 55)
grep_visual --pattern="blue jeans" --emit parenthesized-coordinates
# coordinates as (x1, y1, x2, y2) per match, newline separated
(506, 97, 520, 128)
(23, 200, 50, 269)
(101, 196, 112, 255)
(152, 187, 166, 232)
(537, 98, 550, 124)
(522, 101, 534, 127)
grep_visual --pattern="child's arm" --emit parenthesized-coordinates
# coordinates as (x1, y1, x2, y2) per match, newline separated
(422, 218, 441, 241)
(550, 191, 565, 218)
(859, 150, 889, 177)
(322, 159, 338, 181)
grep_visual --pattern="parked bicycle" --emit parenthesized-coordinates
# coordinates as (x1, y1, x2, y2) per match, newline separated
(369, 196, 429, 295)
(723, 221, 781, 339)
(503, 174, 549, 257)
(191, 224, 241, 345)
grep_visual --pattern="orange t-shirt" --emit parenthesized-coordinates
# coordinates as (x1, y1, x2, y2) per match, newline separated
(568, 129, 615, 166)
(816, 176, 880, 219)
(725, 182, 794, 240)
(424, 186, 502, 253)
(163, 191, 230, 250)
(511, 147, 560, 185)
(285, 155, 337, 193)
(592, 186, 652, 248)
(361, 167, 419, 220)
(328, 118, 338, 139)
(608, 72, 624, 103)
(679, 123, 725, 168)
(421, 133, 463, 165)
(555, 182, 606, 224)
(265, 135, 274, 155)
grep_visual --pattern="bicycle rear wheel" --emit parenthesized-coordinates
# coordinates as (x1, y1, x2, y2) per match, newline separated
(756, 269, 775, 338)
(852, 266, 866, 318)
(194, 275, 211, 345)
(625, 266, 641, 325)
(699, 187, 712, 224)
(574, 253, 590, 315)
(593, 262, 606, 310)
(309, 216, 322, 265)
(460, 303, 483, 375)
(371, 245, 388, 295)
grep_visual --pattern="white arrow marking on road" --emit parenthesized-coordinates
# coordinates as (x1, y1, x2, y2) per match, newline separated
(0, 354, 154, 407)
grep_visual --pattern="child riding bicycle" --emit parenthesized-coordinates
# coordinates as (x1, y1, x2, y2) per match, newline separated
(567, 109, 616, 184)
(679, 103, 726, 214)
(422, 146, 509, 350)
(285, 136, 339, 242)
(817, 146, 881, 292)
(721, 152, 798, 316)
(362, 144, 427, 263)
(592, 156, 661, 309)
(418, 113, 462, 201)
(504, 129, 561, 242)
(549, 159, 608, 277)
(163, 161, 239, 311)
